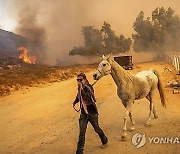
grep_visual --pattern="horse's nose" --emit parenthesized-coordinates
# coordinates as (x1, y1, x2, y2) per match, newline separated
(93, 74, 97, 79)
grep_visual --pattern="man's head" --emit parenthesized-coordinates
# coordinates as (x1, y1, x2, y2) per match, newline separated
(77, 73, 88, 84)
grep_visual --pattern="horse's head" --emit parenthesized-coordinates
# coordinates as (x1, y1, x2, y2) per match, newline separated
(93, 55, 112, 80)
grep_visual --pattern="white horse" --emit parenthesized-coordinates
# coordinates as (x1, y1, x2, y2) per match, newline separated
(93, 55, 166, 141)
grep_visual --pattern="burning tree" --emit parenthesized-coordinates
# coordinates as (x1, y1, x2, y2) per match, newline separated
(69, 22, 132, 56)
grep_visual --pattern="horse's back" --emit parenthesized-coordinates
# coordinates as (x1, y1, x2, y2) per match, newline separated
(135, 70, 157, 79)
(135, 70, 158, 88)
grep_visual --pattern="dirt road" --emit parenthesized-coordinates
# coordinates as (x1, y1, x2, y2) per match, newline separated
(0, 62, 179, 154)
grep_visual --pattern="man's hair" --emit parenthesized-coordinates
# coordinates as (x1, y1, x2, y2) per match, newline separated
(77, 73, 87, 79)
(77, 73, 89, 83)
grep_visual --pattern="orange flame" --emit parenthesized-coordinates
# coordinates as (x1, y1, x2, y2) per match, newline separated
(17, 47, 36, 64)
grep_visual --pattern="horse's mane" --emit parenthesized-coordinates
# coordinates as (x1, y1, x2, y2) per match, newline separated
(109, 59, 134, 82)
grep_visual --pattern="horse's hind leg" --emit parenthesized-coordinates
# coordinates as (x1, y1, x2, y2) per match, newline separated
(146, 94, 158, 119)
(146, 92, 155, 126)
(129, 110, 135, 131)
(153, 105, 158, 119)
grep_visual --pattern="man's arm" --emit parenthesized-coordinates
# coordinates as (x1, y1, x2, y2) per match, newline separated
(84, 84, 96, 103)
(73, 94, 79, 106)
(81, 85, 91, 99)
(81, 84, 96, 102)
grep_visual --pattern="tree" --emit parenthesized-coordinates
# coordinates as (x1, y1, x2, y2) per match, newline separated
(133, 7, 180, 57)
(81, 26, 103, 55)
(101, 22, 116, 54)
(69, 22, 132, 56)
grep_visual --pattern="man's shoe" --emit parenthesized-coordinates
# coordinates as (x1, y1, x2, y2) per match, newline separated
(76, 150, 83, 154)
(102, 136, 108, 145)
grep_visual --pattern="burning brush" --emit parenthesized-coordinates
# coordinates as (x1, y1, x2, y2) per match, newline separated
(17, 47, 36, 64)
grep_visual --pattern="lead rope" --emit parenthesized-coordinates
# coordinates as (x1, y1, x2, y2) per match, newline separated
(91, 80, 99, 86)
(73, 80, 99, 112)
(79, 87, 89, 114)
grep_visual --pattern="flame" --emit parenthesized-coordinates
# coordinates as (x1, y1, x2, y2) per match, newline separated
(17, 47, 36, 64)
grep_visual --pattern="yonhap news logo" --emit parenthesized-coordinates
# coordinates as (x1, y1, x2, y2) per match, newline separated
(132, 132, 146, 148)
(132, 132, 179, 148)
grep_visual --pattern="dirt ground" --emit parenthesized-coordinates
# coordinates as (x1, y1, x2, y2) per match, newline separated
(0, 62, 179, 154)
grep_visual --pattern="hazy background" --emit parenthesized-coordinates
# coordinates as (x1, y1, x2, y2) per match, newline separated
(0, 0, 180, 65)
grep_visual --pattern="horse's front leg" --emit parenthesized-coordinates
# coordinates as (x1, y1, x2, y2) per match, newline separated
(121, 101, 133, 141)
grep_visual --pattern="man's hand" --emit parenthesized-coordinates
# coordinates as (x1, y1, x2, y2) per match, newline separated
(73, 101, 76, 107)
(78, 82, 83, 89)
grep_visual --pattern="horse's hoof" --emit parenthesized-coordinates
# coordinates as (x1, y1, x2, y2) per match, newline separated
(121, 135, 127, 141)
(145, 123, 151, 127)
(153, 115, 158, 119)
(101, 144, 108, 149)
(129, 127, 135, 132)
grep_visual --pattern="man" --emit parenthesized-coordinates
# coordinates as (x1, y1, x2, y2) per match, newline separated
(73, 73, 108, 154)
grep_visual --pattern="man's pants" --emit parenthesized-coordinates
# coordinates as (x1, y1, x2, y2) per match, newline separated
(76, 113, 107, 154)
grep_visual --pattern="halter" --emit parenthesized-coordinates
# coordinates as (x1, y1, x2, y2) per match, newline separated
(96, 68, 111, 75)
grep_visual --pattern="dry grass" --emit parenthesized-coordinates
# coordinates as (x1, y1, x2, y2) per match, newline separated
(0, 64, 97, 96)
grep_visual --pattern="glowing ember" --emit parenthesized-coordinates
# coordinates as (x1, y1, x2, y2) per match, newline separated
(17, 47, 36, 64)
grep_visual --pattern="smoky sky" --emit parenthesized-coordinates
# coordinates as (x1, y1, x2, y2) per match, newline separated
(11, 0, 180, 65)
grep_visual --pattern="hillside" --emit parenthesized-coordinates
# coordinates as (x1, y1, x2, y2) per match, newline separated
(0, 29, 31, 54)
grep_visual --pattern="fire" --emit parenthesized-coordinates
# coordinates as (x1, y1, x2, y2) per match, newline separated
(17, 47, 36, 64)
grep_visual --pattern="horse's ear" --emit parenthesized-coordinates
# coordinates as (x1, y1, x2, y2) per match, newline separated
(102, 55, 106, 60)
(106, 54, 111, 61)
(102, 54, 112, 60)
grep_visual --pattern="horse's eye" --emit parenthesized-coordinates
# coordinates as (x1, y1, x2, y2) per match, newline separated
(103, 64, 106, 67)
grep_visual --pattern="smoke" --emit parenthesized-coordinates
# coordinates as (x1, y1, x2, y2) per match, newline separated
(13, 0, 99, 65)
(15, 6, 46, 43)
(11, 0, 180, 65)
(14, 1, 46, 63)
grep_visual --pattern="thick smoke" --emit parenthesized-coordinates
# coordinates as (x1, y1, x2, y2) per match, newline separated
(13, 0, 100, 65)
(14, 1, 46, 63)
(15, 6, 46, 43)
(12, 0, 180, 65)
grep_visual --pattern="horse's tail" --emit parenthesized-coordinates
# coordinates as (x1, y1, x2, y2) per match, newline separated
(150, 68, 167, 108)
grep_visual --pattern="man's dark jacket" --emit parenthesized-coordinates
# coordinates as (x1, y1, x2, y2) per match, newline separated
(73, 83, 98, 115)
